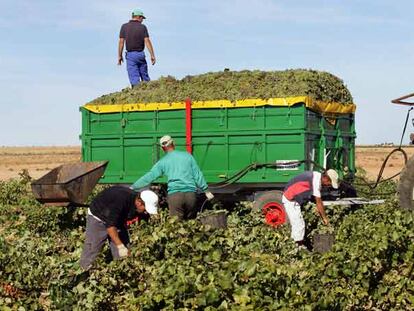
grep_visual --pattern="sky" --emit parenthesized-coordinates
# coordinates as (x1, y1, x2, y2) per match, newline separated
(0, 0, 413, 146)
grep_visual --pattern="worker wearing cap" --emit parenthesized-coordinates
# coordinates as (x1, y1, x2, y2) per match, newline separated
(282, 169, 339, 246)
(131, 135, 214, 220)
(118, 8, 156, 87)
(80, 186, 158, 270)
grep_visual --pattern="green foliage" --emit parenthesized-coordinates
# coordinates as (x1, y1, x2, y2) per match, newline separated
(0, 170, 38, 206)
(89, 69, 353, 105)
(1, 179, 414, 309)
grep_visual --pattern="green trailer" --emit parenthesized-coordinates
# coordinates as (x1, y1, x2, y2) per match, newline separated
(80, 96, 356, 224)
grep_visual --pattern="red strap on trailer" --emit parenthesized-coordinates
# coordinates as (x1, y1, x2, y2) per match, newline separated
(185, 98, 192, 154)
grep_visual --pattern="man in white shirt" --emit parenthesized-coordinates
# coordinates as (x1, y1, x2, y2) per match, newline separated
(282, 169, 339, 246)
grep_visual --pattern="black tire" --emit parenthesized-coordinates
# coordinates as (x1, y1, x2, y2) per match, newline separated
(253, 190, 287, 226)
(398, 156, 414, 210)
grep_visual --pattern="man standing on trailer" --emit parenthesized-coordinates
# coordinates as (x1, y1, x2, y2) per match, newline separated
(282, 169, 339, 247)
(80, 186, 158, 270)
(118, 8, 156, 87)
(131, 135, 214, 220)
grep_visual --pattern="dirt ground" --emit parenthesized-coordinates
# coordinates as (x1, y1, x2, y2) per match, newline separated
(355, 146, 414, 180)
(0, 146, 81, 181)
(0, 145, 413, 181)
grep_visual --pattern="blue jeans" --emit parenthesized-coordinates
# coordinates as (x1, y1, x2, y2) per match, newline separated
(126, 51, 150, 86)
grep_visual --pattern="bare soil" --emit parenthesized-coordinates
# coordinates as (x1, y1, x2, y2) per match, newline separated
(355, 146, 414, 180)
(0, 145, 413, 182)
(0, 146, 80, 181)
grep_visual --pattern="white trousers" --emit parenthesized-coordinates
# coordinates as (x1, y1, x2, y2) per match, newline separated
(282, 195, 305, 242)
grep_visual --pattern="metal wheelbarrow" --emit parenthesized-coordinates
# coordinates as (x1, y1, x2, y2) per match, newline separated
(31, 161, 108, 206)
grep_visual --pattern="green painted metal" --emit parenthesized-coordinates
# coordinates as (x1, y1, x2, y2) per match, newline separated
(80, 104, 356, 186)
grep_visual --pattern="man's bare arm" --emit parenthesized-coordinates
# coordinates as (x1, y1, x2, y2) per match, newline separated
(107, 226, 123, 245)
(107, 226, 130, 257)
(144, 37, 156, 65)
(118, 38, 125, 65)
(315, 197, 329, 225)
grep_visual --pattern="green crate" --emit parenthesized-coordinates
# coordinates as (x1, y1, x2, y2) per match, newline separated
(80, 101, 356, 188)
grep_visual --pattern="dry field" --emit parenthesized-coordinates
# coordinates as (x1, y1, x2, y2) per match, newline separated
(0, 146, 81, 181)
(355, 146, 414, 180)
(0, 146, 413, 181)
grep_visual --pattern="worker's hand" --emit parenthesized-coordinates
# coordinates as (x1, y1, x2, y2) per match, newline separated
(118, 56, 124, 65)
(117, 244, 129, 258)
(322, 217, 329, 226)
(205, 191, 214, 201)
(151, 56, 156, 65)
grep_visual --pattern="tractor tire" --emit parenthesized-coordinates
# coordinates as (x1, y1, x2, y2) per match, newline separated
(398, 155, 414, 210)
(253, 190, 287, 227)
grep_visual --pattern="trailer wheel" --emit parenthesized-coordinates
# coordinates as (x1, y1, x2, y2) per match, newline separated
(398, 155, 414, 210)
(254, 190, 287, 227)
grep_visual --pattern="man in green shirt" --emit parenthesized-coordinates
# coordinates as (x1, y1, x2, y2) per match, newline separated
(131, 135, 214, 220)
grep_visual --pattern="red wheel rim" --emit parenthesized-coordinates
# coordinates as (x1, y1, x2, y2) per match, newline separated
(263, 202, 286, 227)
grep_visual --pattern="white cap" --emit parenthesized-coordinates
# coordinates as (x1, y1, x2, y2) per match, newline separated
(160, 135, 174, 147)
(326, 169, 339, 189)
(140, 190, 159, 214)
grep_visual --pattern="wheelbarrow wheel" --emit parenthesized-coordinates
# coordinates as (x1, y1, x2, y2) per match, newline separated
(398, 155, 414, 210)
(254, 190, 287, 227)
